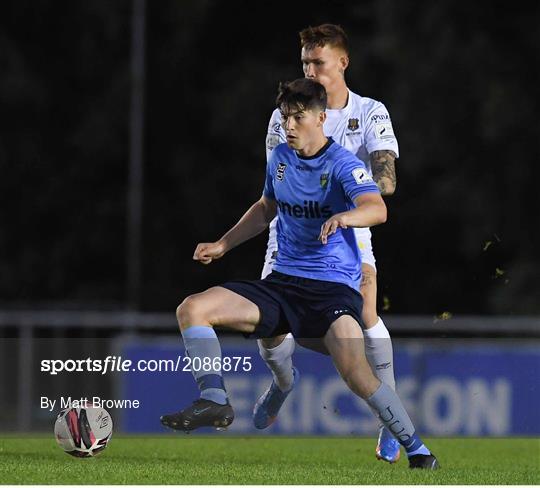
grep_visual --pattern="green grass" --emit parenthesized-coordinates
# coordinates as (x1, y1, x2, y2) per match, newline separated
(0, 436, 538, 484)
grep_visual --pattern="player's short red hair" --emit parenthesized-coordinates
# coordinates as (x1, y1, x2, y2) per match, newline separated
(299, 24, 349, 55)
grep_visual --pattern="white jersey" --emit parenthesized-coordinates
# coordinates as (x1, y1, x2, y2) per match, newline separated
(262, 89, 399, 278)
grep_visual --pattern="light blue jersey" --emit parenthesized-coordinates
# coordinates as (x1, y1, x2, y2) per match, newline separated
(263, 138, 380, 290)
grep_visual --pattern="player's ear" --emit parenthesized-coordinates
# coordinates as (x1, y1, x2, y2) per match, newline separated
(319, 110, 327, 126)
(340, 54, 349, 73)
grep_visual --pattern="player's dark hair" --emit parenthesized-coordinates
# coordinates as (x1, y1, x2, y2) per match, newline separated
(299, 23, 349, 55)
(276, 78, 327, 114)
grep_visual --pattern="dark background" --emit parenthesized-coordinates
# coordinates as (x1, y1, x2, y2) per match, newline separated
(1, 0, 539, 315)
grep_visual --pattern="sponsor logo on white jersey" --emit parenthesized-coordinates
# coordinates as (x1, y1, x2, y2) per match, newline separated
(371, 113, 390, 122)
(352, 167, 374, 185)
(375, 123, 394, 140)
(266, 134, 281, 151)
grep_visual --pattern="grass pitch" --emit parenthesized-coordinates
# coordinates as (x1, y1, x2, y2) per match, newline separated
(0, 436, 538, 485)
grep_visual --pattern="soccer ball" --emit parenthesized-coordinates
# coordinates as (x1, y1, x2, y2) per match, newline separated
(54, 405, 113, 457)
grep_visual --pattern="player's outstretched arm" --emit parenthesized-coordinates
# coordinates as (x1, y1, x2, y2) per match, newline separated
(193, 196, 277, 264)
(371, 150, 397, 196)
(318, 193, 387, 244)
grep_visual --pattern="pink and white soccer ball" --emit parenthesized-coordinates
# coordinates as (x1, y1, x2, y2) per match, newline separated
(54, 405, 113, 457)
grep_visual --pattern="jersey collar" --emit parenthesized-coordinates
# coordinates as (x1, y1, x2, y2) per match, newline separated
(296, 137, 334, 160)
(327, 89, 352, 113)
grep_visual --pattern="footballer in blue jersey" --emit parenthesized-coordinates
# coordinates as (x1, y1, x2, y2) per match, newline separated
(258, 24, 401, 465)
(264, 138, 379, 291)
(160, 78, 438, 470)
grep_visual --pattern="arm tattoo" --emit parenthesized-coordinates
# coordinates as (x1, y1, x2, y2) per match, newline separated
(370, 150, 397, 195)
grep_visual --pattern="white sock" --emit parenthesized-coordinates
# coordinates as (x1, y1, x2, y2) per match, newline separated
(407, 444, 431, 457)
(364, 317, 396, 391)
(258, 334, 295, 392)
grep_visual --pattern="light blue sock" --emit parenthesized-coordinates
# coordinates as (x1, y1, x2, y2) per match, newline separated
(366, 383, 431, 457)
(182, 326, 227, 405)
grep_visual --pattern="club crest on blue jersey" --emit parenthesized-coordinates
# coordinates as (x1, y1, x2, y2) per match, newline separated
(320, 173, 329, 189)
(276, 163, 287, 181)
(347, 118, 359, 131)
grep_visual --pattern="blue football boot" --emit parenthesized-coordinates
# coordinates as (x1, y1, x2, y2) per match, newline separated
(253, 367, 299, 429)
(375, 426, 401, 463)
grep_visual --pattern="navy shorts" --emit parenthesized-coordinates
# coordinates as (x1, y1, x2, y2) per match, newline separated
(219, 271, 363, 339)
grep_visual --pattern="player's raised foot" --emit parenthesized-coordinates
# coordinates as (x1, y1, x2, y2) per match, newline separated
(408, 453, 440, 470)
(253, 366, 299, 429)
(375, 426, 401, 463)
(160, 398, 234, 432)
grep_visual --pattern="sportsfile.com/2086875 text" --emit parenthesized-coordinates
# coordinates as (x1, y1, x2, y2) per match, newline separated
(40, 355, 252, 375)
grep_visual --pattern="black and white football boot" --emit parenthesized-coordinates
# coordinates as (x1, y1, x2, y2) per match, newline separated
(408, 453, 440, 470)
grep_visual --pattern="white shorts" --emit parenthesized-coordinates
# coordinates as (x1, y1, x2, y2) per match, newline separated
(353, 227, 376, 271)
(261, 218, 376, 279)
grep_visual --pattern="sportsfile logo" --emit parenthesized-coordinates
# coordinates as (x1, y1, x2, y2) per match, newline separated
(40, 355, 252, 375)
(277, 199, 332, 219)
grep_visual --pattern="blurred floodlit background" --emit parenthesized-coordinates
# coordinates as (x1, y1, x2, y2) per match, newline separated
(0, 0, 538, 435)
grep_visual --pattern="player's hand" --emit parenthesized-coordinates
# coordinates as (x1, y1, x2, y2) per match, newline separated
(193, 240, 227, 265)
(318, 214, 349, 245)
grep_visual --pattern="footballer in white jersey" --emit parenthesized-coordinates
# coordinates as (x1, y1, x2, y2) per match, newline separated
(263, 89, 399, 278)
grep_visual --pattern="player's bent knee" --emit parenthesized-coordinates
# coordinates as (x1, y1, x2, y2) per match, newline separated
(176, 295, 209, 330)
(176, 298, 191, 330)
(259, 334, 288, 349)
